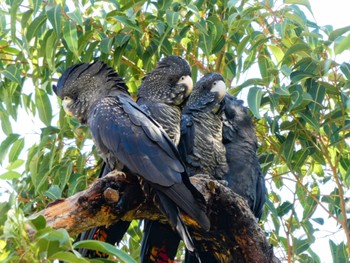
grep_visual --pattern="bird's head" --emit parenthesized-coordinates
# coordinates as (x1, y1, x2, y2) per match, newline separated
(223, 93, 245, 120)
(223, 93, 257, 143)
(53, 61, 129, 123)
(186, 73, 226, 113)
(138, 56, 193, 106)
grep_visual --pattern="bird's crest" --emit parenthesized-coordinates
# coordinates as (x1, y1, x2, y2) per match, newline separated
(143, 56, 191, 81)
(53, 61, 129, 98)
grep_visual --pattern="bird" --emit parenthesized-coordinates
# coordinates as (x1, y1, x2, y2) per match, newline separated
(179, 73, 228, 180)
(137, 55, 193, 145)
(222, 93, 267, 220)
(177, 73, 228, 263)
(53, 61, 210, 259)
(137, 56, 196, 263)
(183, 91, 267, 263)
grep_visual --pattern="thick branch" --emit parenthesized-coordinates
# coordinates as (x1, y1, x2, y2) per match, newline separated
(29, 170, 279, 263)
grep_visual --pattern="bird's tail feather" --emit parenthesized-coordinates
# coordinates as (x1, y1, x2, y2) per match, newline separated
(140, 220, 181, 262)
(156, 191, 196, 253)
(161, 183, 210, 231)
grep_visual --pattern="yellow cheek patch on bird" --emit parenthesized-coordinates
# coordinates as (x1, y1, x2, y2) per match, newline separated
(210, 80, 226, 100)
(178, 75, 193, 96)
(62, 97, 74, 116)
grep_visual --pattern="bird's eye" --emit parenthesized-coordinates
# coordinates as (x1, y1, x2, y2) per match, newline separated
(181, 76, 185, 80)
(213, 82, 217, 86)
(64, 96, 70, 101)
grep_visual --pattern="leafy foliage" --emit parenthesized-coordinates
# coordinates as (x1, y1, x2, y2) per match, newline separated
(0, 0, 349, 262)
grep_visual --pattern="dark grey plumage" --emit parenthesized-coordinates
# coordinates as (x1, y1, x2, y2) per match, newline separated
(137, 56, 195, 262)
(179, 73, 228, 263)
(222, 93, 267, 219)
(137, 55, 193, 144)
(53, 61, 209, 255)
(179, 73, 228, 179)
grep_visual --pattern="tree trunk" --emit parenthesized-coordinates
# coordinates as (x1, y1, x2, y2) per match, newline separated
(28, 170, 279, 263)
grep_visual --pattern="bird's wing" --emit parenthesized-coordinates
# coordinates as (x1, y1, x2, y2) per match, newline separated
(89, 94, 184, 187)
(89, 94, 210, 231)
(178, 113, 198, 166)
(253, 170, 267, 220)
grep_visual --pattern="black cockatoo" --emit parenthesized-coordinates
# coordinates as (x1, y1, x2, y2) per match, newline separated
(179, 73, 228, 179)
(184, 93, 268, 263)
(177, 73, 228, 263)
(137, 56, 196, 262)
(53, 61, 210, 258)
(222, 93, 267, 220)
(137, 55, 193, 144)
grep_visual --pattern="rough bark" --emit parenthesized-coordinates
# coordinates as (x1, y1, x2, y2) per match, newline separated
(28, 170, 279, 263)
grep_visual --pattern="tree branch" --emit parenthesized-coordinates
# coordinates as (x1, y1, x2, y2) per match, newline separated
(28, 170, 279, 263)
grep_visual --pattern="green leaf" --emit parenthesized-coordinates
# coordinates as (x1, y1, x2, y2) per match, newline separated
(115, 34, 130, 47)
(0, 113, 13, 135)
(328, 26, 350, 41)
(228, 0, 239, 8)
(294, 238, 310, 254)
(115, 16, 142, 33)
(293, 149, 309, 168)
(329, 240, 349, 263)
(166, 10, 179, 28)
(44, 185, 62, 201)
(0, 134, 20, 165)
(26, 13, 47, 42)
(187, 4, 200, 19)
(275, 85, 290, 96)
(312, 218, 324, 225)
(74, 240, 137, 263)
(247, 86, 263, 119)
(283, 43, 312, 61)
(47, 4, 62, 36)
(37, 228, 71, 246)
(35, 88, 52, 126)
(32, 0, 43, 15)
(307, 79, 325, 114)
(268, 44, 284, 63)
(193, 20, 208, 35)
(283, 132, 295, 164)
(340, 62, 350, 80)
(21, 9, 33, 28)
(199, 32, 212, 58)
(30, 214, 46, 230)
(0, 171, 21, 180)
(63, 20, 79, 57)
(258, 51, 270, 82)
(59, 163, 73, 189)
(3, 64, 22, 85)
(289, 86, 303, 111)
(277, 201, 293, 217)
(10, 0, 23, 42)
(49, 251, 89, 263)
(8, 138, 24, 163)
(68, 10, 83, 27)
(6, 159, 24, 170)
(100, 37, 115, 54)
(343, 167, 350, 188)
(334, 34, 350, 55)
(45, 30, 58, 70)
(299, 112, 320, 131)
(284, 0, 312, 13)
